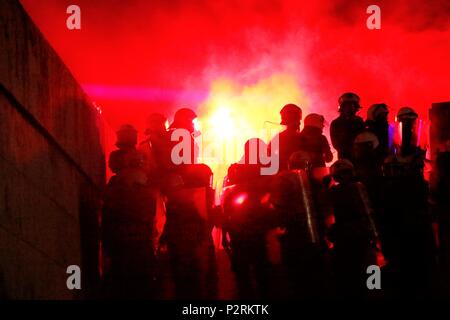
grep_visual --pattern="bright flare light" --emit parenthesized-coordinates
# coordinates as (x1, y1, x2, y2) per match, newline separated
(209, 107, 235, 138)
(197, 73, 310, 196)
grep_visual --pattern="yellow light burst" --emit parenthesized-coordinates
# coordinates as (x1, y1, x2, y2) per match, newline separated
(197, 72, 310, 195)
(209, 107, 235, 138)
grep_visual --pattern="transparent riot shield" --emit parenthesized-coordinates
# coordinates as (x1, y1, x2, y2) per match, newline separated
(292, 169, 320, 244)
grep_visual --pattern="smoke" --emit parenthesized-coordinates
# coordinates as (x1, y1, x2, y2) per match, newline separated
(19, 0, 450, 154)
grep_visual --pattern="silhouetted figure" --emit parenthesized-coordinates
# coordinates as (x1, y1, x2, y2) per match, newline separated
(352, 131, 384, 227)
(102, 124, 156, 298)
(268, 104, 303, 172)
(432, 145, 450, 294)
(222, 139, 277, 299)
(366, 103, 390, 158)
(161, 108, 217, 299)
(167, 107, 199, 165)
(330, 92, 365, 160)
(353, 132, 383, 179)
(327, 160, 377, 298)
(271, 151, 329, 298)
(380, 107, 436, 298)
(138, 113, 172, 263)
(138, 113, 172, 180)
(108, 124, 142, 176)
(299, 113, 333, 168)
(296, 114, 333, 250)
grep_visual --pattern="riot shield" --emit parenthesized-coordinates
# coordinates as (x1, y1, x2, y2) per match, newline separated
(292, 169, 320, 244)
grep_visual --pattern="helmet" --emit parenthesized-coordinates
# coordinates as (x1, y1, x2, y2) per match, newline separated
(145, 113, 167, 135)
(304, 113, 325, 129)
(354, 131, 379, 149)
(396, 107, 418, 122)
(330, 159, 354, 177)
(338, 92, 361, 113)
(280, 103, 302, 125)
(170, 108, 197, 131)
(173, 108, 197, 123)
(117, 124, 137, 134)
(338, 92, 360, 107)
(367, 103, 389, 121)
(116, 124, 138, 148)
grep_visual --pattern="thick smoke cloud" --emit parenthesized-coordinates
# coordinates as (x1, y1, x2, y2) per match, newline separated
(20, 0, 450, 131)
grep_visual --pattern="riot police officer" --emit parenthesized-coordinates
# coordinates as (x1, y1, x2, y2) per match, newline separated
(432, 143, 450, 294)
(270, 151, 328, 298)
(298, 113, 333, 168)
(222, 139, 277, 299)
(108, 124, 140, 175)
(138, 114, 172, 261)
(268, 104, 303, 172)
(138, 113, 171, 178)
(380, 107, 436, 298)
(168, 107, 199, 165)
(330, 93, 365, 160)
(327, 159, 378, 298)
(103, 124, 157, 298)
(366, 103, 390, 158)
(161, 108, 218, 299)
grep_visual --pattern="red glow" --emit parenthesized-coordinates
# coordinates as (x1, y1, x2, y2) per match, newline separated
(19, 1, 449, 182)
(326, 214, 335, 228)
(376, 246, 388, 268)
(260, 192, 271, 205)
(234, 193, 248, 206)
(20, 0, 450, 133)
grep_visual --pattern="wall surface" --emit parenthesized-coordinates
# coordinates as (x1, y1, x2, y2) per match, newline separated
(0, 0, 108, 299)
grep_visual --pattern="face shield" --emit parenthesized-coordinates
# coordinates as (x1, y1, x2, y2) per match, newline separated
(392, 117, 428, 156)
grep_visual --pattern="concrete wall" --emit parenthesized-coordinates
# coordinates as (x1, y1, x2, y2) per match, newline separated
(0, 0, 107, 299)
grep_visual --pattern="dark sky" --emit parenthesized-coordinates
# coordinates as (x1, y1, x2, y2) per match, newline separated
(20, 0, 450, 132)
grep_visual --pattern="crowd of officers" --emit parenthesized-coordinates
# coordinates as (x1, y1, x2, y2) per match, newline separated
(101, 92, 450, 300)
